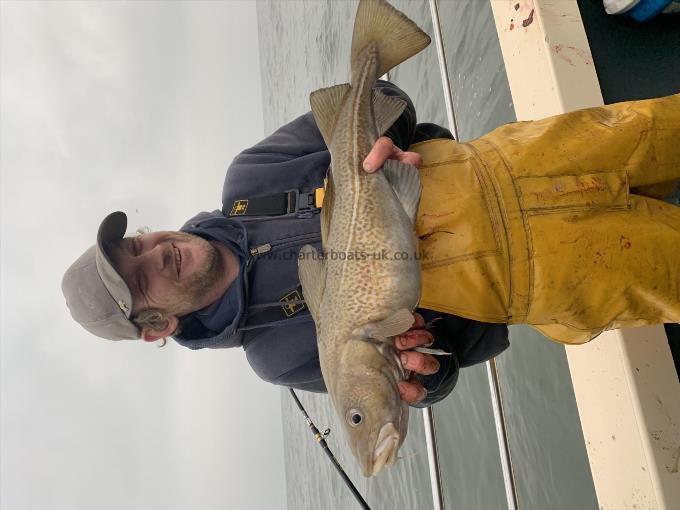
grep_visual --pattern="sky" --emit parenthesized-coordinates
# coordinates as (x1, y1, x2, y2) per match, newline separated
(1, 2, 288, 509)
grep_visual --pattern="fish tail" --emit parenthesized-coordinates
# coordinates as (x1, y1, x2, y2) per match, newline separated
(350, 0, 430, 82)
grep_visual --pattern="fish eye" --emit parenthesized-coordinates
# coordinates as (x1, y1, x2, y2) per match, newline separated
(347, 408, 363, 427)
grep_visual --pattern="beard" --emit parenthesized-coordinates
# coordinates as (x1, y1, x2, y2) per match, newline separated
(171, 232, 223, 313)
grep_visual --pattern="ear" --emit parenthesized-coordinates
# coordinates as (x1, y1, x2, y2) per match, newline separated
(140, 315, 179, 342)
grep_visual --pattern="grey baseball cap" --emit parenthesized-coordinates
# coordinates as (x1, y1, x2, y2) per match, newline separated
(61, 211, 140, 340)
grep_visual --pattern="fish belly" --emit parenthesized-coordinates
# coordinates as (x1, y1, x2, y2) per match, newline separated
(326, 171, 420, 325)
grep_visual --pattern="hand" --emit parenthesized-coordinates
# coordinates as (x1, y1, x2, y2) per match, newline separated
(394, 313, 440, 405)
(363, 136, 423, 173)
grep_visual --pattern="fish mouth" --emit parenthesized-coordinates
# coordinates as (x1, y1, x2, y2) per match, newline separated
(369, 422, 400, 476)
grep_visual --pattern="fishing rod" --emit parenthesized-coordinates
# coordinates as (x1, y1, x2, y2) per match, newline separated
(288, 389, 372, 510)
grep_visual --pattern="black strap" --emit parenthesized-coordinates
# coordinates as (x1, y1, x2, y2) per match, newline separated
(245, 285, 308, 327)
(224, 190, 318, 217)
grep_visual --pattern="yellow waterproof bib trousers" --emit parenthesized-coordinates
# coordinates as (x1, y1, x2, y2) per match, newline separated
(412, 93, 680, 345)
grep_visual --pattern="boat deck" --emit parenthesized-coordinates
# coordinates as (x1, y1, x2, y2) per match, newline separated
(578, 0, 680, 103)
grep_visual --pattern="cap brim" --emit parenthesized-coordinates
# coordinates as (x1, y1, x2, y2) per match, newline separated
(98, 211, 128, 246)
(95, 212, 135, 319)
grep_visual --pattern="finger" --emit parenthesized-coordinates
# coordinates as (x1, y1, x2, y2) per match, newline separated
(395, 329, 434, 350)
(393, 148, 423, 169)
(411, 313, 425, 330)
(398, 380, 427, 404)
(363, 137, 395, 172)
(400, 351, 440, 375)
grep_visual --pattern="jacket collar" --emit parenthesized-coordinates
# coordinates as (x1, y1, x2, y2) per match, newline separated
(173, 211, 249, 349)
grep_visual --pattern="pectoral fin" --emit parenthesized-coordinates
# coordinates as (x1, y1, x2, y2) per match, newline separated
(352, 308, 414, 339)
(298, 244, 325, 322)
(382, 159, 421, 224)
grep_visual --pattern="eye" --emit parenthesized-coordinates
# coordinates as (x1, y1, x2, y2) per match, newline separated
(346, 408, 363, 427)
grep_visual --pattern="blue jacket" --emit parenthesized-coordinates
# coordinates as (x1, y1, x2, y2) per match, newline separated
(174, 81, 509, 406)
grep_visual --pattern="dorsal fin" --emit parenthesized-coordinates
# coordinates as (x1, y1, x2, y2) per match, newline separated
(310, 83, 351, 147)
(372, 90, 406, 137)
(382, 159, 421, 224)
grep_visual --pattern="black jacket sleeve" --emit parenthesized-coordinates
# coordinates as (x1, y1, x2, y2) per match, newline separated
(232, 79, 415, 162)
(223, 80, 418, 207)
(410, 309, 510, 407)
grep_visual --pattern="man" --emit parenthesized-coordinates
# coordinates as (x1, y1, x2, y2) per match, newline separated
(62, 81, 510, 407)
(63, 80, 680, 404)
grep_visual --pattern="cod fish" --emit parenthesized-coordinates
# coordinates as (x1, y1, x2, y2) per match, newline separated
(297, 0, 431, 477)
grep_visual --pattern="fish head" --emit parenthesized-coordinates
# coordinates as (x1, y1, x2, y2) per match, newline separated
(330, 338, 409, 477)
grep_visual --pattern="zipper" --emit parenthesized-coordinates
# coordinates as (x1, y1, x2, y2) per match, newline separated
(265, 232, 320, 252)
(247, 243, 271, 269)
(249, 243, 272, 257)
(246, 232, 321, 268)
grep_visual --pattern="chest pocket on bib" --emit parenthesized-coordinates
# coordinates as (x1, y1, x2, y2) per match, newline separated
(414, 148, 503, 270)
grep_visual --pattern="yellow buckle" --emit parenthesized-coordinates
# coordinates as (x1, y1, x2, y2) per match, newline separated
(314, 187, 325, 208)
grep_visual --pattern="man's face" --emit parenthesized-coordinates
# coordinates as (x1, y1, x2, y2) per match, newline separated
(108, 231, 226, 318)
